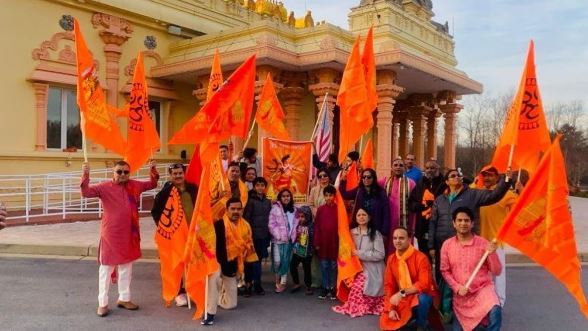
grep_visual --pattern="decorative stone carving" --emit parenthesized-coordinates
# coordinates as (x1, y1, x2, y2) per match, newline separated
(319, 36, 339, 50)
(91, 13, 133, 35)
(59, 15, 74, 31)
(32, 32, 74, 61)
(144, 36, 157, 50)
(256, 34, 277, 46)
(124, 50, 163, 77)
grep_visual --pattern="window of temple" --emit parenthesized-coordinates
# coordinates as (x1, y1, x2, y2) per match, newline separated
(46, 86, 82, 151)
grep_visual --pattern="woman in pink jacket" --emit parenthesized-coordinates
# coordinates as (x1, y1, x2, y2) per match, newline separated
(269, 188, 298, 293)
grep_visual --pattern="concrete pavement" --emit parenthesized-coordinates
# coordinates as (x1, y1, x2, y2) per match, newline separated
(1, 196, 587, 264)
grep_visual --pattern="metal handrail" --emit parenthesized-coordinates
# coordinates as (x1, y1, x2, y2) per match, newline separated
(0, 164, 170, 222)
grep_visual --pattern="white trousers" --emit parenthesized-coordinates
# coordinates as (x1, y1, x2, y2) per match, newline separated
(98, 262, 133, 307)
(494, 247, 506, 306)
(206, 270, 238, 315)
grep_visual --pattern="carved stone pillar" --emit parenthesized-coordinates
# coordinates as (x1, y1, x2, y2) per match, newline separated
(280, 87, 306, 140)
(92, 13, 132, 107)
(374, 70, 403, 177)
(396, 111, 409, 158)
(409, 107, 428, 168)
(440, 103, 463, 169)
(426, 109, 441, 161)
(33, 83, 49, 151)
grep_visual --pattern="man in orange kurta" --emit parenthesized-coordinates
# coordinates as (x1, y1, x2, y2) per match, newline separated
(380, 227, 438, 331)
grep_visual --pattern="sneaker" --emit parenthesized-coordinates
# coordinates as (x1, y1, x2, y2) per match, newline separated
(318, 288, 328, 299)
(175, 294, 188, 307)
(328, 288, 337, 300)
(200, 314, 215, 326)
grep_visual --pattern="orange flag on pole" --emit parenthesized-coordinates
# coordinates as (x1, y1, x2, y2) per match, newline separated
(361, 138, 374, 170)
(345, 161, 360, 191)
(337, 35, 371, 163)
(184, 159, 218, 319)
(73, 19, 126, 156)
(336, 191, 363, 302)
(124, 52, 161, 171)
(154, 186, 189, 306)
(255, 73, 290, 140)
(496, 135, 588, 319)
(207, 49, 224, 102)
(491, 40, 550, 176)
(362, 26, 378, 114)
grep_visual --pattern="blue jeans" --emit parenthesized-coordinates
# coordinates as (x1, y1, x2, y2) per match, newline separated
(413, 293, 433, 327)
(452, 305, 502, 331)
(319, 259, 337, 289)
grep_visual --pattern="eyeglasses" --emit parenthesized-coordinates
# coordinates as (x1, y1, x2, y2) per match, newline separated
(448, 173, 462, 179)
(318, 174, 329, 178)
(168, 163, 184, 170)
(362, 175, 373, 179)
(116, 170, 130, 175)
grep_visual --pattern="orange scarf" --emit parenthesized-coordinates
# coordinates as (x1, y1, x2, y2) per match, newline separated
(396, 244, 416, 289)
(222, 215, 258, 275)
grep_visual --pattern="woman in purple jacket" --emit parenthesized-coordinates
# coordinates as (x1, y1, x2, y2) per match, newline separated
(269, 188, 298, 293)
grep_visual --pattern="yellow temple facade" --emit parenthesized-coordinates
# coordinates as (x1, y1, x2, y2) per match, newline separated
(0, 0, 482, 177)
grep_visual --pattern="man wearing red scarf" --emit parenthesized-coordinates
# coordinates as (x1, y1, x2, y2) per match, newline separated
(81, 160, 159, 317)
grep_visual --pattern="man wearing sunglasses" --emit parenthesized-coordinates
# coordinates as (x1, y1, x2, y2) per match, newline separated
(81, 160, 159, 317)
(151, 163, 198, 307)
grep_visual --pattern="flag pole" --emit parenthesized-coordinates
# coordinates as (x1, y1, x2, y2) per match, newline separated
(242, 121, 257, 150)
(464, 238, 497, 288)
(310, 92, 329, 140)
(82, 134, 88, 163)
(505, 144, 515, 183)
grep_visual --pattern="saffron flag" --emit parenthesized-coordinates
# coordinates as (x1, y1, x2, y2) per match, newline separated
(154, 186, 189, 306)
(168, 50, 224, 145)
(207, 49, 224, 102)
(73, 19, 126, 156)
(337, 35, 371, 162)
(185, 145, 203, 186)
(256, 73, 290, 140)
(345, 161, 359, 191)
(124, 52, 161, 172)
(496, 135, 588, 319)
(362, 26, 378, 114)
(335, 191, 363, 302)
(184, 161, 218, 319)
(491, 40, 550, 176)
(361, 138, 374, 170)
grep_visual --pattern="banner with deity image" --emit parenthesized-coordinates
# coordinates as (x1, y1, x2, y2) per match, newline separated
(262, 138, 312, 202)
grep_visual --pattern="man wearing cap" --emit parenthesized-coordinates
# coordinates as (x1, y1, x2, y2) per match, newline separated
(151, 163, 198, 307)
(478, 166, 517, 307)
(81, 160, 160, 317)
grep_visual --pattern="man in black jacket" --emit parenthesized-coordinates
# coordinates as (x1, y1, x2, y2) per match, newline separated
(411, 160, 447, 256)
(151, 163, 198, 306)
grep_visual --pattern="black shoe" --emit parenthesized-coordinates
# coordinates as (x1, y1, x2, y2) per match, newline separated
(290, 285, 301, 294)
(318, 288, 328, 299)
(201, 314, 215, 326)
(328, 288, 337, 300)
(254, 285, 265, 295)
(244, 286, 252, 298)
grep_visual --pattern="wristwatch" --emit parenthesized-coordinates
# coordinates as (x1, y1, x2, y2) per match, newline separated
(400, 289, 407, 298)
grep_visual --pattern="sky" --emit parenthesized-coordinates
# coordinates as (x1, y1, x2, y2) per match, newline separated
(281, 0, 588, 107)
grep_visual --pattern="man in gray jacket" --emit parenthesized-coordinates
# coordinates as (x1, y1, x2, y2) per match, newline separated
(428, 168, 512, 282)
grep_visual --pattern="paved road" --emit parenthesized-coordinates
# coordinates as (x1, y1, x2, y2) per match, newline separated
(1, 256, 587, 331)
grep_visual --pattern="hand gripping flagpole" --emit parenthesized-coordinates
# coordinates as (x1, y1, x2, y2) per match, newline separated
(464, 238, 498, 289)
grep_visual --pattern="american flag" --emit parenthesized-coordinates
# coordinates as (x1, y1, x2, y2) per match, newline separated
(313, 98, 333, 167)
